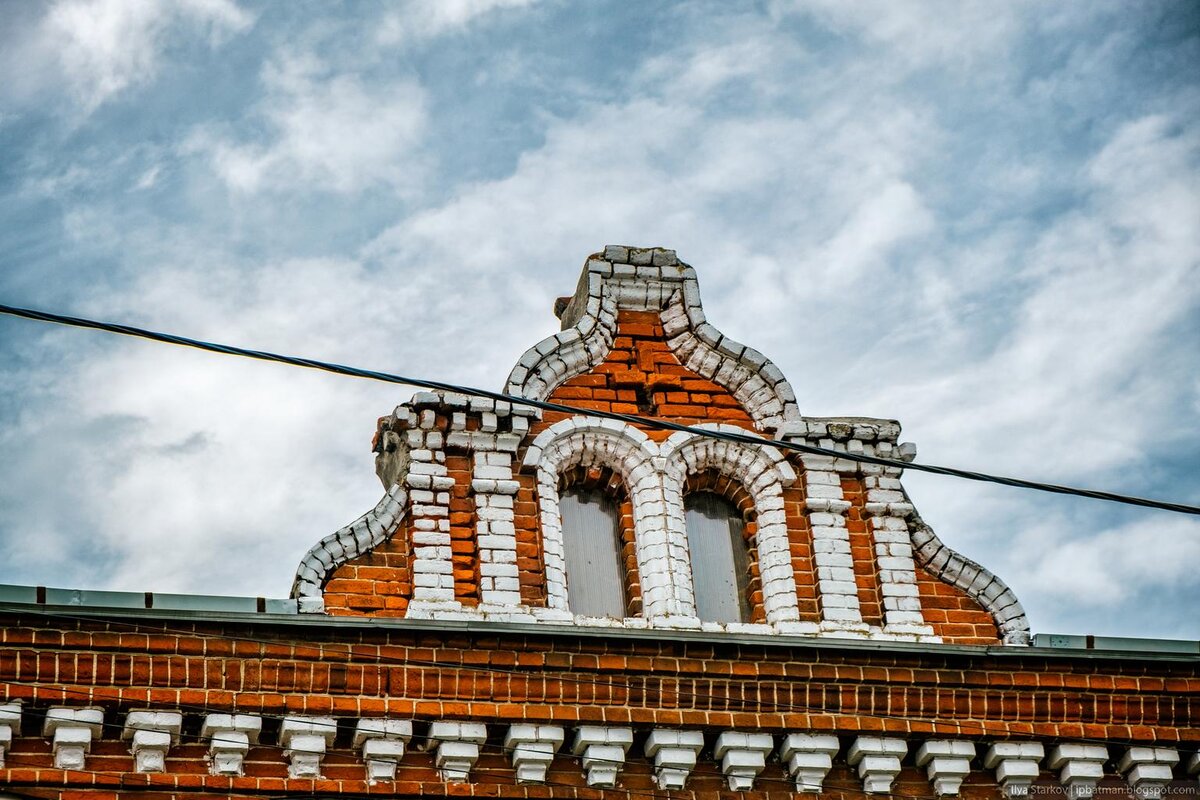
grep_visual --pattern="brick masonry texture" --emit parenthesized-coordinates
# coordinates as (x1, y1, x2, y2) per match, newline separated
(6, 247, 1192, 799)
(310, 247, 1023, 646)
(0, 613, 1197, 798)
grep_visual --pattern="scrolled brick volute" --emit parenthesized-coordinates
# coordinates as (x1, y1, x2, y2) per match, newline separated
(505, 247, 801, 435)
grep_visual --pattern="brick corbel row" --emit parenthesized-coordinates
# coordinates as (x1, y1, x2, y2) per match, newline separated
(5, 705, 1195, 796)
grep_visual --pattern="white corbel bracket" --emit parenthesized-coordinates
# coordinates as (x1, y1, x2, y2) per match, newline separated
(201, 713, 262, 776)
(279, 715, 338, 779)
(916, 740, 976, 796)
(0, 702, 21, 769)
(984, 741, 1045, 797)
(1047, 743, 1110, 800)
(643, 729, 704, 790)
(353, 718, 412, 784)
(1118, 746, 1180, 800)
(571, 726, 633, 787)
(504, 724, 565, 784)
(779, 733, 841, 792)
(121, 710, 183, 774)
(428, 721, 488, 783)
(847, 736, 908, 794)
(714, 731, 774, 790)
(43, 707, 104, 771)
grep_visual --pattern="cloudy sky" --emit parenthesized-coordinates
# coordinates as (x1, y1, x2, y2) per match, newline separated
(1, 0, 1197, 639)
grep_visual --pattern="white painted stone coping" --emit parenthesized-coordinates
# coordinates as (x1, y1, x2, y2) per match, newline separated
(713, 731, 774, 790)
(427, 721, 488, 783)
(1047, 743, 1110, 800)
(984, 741, 1045, 797)
(571, 726, 634, 788)
(643, 729, 704, 790)
(121, 710, 183, 774)
(0, 703, 20, 769)
(42, 707, 104, 771)
(353, 719, 412, 784)
(847, 736, 908, 794)
(916, 740, 977, 796)
(279, 715, 338, 779)
(200, 713, 262, 776)
(778, 732, 841, 792)
(504, 724, 565, 784)
(1118, 747, 1180, 799)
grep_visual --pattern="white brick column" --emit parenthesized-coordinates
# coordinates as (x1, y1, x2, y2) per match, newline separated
(778, 733, 841, 792)
(915, 740, 976, 796)
(279, 715, 337, 779)
(863, 466, 935, 637)
(404, 400, 458, 612)
(428, 721, 488, 782)
(984, 742, 1045, 797)
(121, 711, 182, 774)
(1047, 743, 1110, 799)
(571, 726, 633, 787)
(42, 707, 104, 771)
(474, 451, 523, 608)
(1119, 747, 1179, 799)
(801, 455, 867, 634)
(643, 729, 704, 789)
(201, 713, 261, 776)
(713, 731, 774, 790)
(504, 724, 564, 784)
(0, 703, 21, 769)
(847, 736, 908, 794)
(353, 718, 412, 784)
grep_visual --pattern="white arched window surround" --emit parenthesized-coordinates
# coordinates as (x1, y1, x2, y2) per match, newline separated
(660, 425, 801, 626)
(523, 418, 692, 619)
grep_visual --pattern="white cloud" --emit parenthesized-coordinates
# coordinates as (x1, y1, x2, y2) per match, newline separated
(40, 0, 252, 113)
(376, 0, 536, 45)
(188, 53, 428, 194)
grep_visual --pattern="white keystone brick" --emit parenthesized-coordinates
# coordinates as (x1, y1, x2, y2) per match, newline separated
(202, 714, 261, 776)
(279, 715, 337, 779)
(1118, 747, 1180, 800)
(848, 736, 907, 794)
(916, 740, 976, 796)
(428, 721, 488, 782)
(572, 726, 634, 788)
(779, 733, 841, 792)
(1047, 743, 1110, 800)
(43, 707, 104, 771)
(0, 703, 22, 769)
(504, 725, 565, 784)
(714, 732, 774, 790)
(122, 711, 183, 774)
(353, 719, 412, 784)
(644, 729, 704, 790)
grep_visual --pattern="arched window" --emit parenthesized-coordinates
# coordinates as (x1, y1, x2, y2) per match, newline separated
(560, 486, 627, 618)
(684, 492, 751, 623)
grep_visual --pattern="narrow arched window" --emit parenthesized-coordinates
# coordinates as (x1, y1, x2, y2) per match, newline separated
(685, 492, 751, 623)
(560, 487, 627, 618)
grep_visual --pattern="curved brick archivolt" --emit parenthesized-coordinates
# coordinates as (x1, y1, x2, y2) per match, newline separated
(522, 418, 694, 619)
(909, 515, 1031, 645)
(291, 485, 407, 612)
(660, 425, 804, 629)
(505, 247, 801, 435)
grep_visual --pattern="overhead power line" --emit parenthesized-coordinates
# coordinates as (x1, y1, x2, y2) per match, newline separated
(1, 301, 1197, 516)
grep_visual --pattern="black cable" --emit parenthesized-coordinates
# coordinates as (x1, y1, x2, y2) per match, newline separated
(1, 302, 1196, 516)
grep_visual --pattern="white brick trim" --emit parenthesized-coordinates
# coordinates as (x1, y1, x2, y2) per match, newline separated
(660, 425, 801, 625)
(290, 486, 408, 612)
(504, 247, 801, 435)
(910, 517, 1030, 645)
(522, 418, 682, 617)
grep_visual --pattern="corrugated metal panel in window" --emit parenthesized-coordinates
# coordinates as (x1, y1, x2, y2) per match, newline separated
(561, 487, 627, 618)
(685, 492, 751, 623)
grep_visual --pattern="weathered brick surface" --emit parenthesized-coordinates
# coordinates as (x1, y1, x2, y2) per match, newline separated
(0, 612, 1197, 797)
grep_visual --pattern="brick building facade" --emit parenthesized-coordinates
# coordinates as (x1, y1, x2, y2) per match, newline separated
(1, 246, 1196, 799)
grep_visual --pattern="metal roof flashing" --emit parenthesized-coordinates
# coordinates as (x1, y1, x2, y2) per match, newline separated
(0, 583, 1195, 661)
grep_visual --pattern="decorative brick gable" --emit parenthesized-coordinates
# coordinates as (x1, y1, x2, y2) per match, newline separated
(294, 246, 1028, 647)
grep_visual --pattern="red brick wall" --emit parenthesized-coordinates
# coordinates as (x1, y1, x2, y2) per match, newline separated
(1, 611, 1197, 798)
